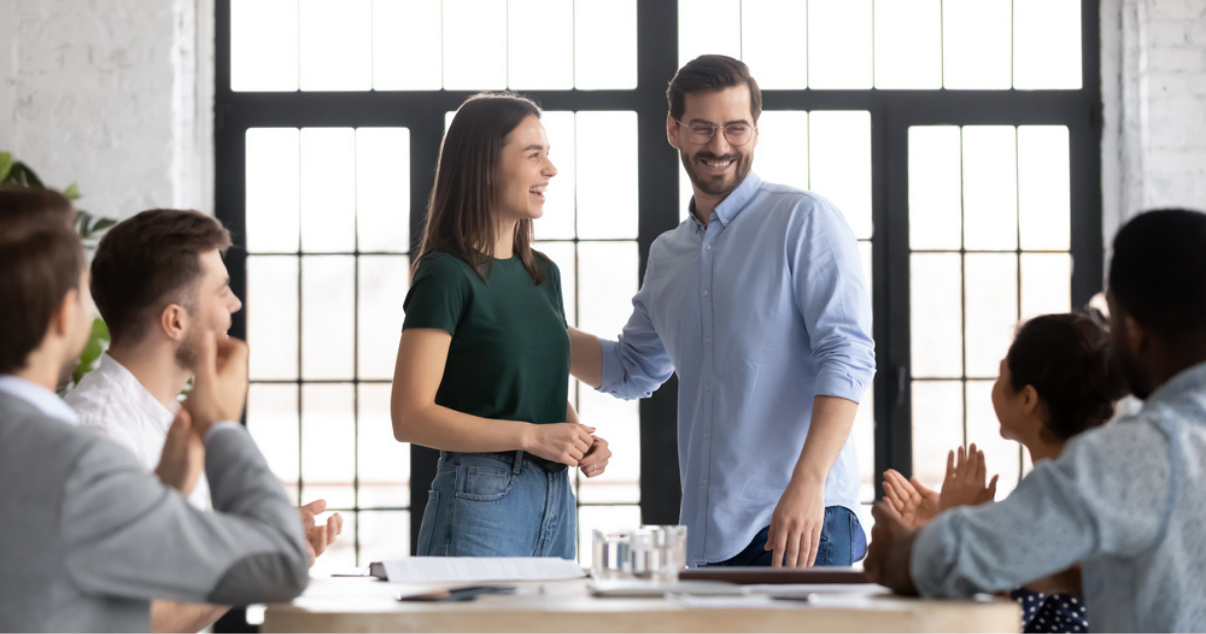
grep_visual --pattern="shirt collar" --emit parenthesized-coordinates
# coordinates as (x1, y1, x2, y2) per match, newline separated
(93, 353, 177, 427)
(0, 375, 80, 426)
(686, 172, 763, 230)
(1144, 359, 1206, 409)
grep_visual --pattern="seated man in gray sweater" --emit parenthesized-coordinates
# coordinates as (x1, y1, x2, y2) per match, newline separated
(0, 189, 310, 631)
(865, 208, 1206, 632)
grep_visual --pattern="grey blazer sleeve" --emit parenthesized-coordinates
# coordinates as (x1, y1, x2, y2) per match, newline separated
(60, 426, 309, 605)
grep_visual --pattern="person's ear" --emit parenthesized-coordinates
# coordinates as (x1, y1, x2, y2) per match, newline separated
(160, 304, 189, 342)
(666, 113, 681, 151)
(51, 288, 81, 339)
(1020, 385, 1041, 415)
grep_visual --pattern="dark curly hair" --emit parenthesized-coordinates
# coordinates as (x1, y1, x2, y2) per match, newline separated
(1007, 312, 1129, 441)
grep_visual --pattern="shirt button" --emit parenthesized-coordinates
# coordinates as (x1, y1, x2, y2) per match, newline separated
(702, 479, 708, 486)
(707, 245, 712, 250)
(702, 290, 709, 297)
(705, 337, 711, 345)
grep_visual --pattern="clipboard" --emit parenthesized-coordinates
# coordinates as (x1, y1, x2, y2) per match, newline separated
(679, 566, 871, 585)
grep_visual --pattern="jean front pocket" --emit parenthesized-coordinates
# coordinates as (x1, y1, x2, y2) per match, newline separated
(416, 491, 440, 555)
(454, 464, 515, 501)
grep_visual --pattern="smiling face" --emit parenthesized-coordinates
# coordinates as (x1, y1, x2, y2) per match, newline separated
(992, 357, 1028, 442)
(495, 114, 558, 224)
(667, 84, 759, 201)
(174, 249, 242, 370)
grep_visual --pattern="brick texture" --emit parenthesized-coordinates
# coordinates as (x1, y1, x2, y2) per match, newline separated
(0, 0, 209, 221)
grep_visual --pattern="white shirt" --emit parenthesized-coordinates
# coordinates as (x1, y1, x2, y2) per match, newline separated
(0, 375, 81, 425)
(65, 353, 211, 509)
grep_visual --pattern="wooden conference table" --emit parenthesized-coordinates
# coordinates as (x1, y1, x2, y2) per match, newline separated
(262, 575, 1021, 632)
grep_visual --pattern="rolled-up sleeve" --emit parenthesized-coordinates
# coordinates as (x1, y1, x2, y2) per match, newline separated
(911, 419, 1172, 598)
(787, 197, 875, 403)
(599, 257, 675, 401)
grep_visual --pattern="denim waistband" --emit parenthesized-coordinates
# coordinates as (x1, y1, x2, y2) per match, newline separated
(439, 450, 569, 473)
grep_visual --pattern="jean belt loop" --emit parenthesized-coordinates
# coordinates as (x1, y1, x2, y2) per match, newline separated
(512, 450, 525, 475)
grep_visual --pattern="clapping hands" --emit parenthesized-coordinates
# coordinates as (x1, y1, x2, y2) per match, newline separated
(880, 443, 999, 530)
(939, 443, 999, 512)
(881, 468, 940, 529)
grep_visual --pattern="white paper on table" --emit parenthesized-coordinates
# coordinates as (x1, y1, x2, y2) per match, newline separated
(746, 583, 887, 596)
(668, 594, 797, 610)
(380, 557, 586, 584)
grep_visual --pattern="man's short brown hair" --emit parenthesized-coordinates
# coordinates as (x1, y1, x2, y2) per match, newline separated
(667, 54, 763, 123)
(0, 190, 85, 374)
(91, 209, 232, 346)
(0, 187, 78, 229)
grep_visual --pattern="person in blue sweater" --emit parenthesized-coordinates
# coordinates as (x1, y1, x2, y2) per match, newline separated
(866, 208, 1206, 632)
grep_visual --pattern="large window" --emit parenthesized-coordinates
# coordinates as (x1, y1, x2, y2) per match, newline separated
(217, 0, 1101, 575)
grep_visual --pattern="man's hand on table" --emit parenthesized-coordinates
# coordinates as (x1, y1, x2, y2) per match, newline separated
(765, 475, 826, 568)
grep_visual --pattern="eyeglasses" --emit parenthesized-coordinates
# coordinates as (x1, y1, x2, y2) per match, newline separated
(674, 119, 756, 146)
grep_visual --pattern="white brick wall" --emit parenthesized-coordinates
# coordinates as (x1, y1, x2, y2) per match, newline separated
(1106, 0, 1206, 240)
(0, 0, 213, 221)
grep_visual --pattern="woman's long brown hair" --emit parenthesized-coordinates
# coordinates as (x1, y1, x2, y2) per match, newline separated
(414, 92, 546, 285)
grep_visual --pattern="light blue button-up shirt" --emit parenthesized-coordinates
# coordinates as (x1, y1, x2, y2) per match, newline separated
(598, 173, 876, 565)
(912, 360, 1206, 632)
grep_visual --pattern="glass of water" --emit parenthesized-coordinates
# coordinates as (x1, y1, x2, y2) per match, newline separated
(634, 525, 688, 583)
(591, 530, 634, 580)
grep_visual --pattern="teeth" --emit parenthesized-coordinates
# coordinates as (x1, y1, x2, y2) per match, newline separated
(705, 160, 732, 168)
(530, 186, 547, 193)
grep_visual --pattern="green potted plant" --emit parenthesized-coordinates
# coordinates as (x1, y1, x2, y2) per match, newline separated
(1, 151, 117, 386)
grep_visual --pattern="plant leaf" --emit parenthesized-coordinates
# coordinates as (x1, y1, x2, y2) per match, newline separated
(71, 318, 110, 385)
(64, 183, 81, 200)
(92, 317, 111, 342)
(10, 163, 44, 187)
(0, 152, 12, 182)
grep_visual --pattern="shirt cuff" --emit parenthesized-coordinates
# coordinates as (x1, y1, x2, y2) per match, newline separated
(598, 338, 623, 394)
(203, 420, 244, 446)
(813, 368, 869, 404)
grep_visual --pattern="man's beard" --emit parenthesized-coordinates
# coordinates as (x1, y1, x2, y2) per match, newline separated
(175, 334, 200, 373)
(681, 149, 752, 199)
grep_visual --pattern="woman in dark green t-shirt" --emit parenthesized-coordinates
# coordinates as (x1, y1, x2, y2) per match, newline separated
(390, 93, 612, 559)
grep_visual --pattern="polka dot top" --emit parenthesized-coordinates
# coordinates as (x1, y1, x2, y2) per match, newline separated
(1011, 589, 1090, 633)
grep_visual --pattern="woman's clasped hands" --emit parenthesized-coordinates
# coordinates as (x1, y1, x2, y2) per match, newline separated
(525, 423, 611, 477)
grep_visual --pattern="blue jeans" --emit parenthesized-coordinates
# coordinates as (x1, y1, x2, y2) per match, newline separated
(707, 506, 867, 567)
(416, 451, 576, 559)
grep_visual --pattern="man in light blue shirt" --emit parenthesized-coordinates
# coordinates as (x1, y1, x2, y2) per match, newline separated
(569, 55, 875, 568)
(865, 208, 1206, 632)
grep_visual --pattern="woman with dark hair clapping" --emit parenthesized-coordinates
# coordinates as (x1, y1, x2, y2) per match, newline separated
(881, 312, 1127, 633)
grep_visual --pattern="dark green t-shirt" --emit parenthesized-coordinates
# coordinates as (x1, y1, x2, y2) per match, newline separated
(402, 252, 569, 426)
